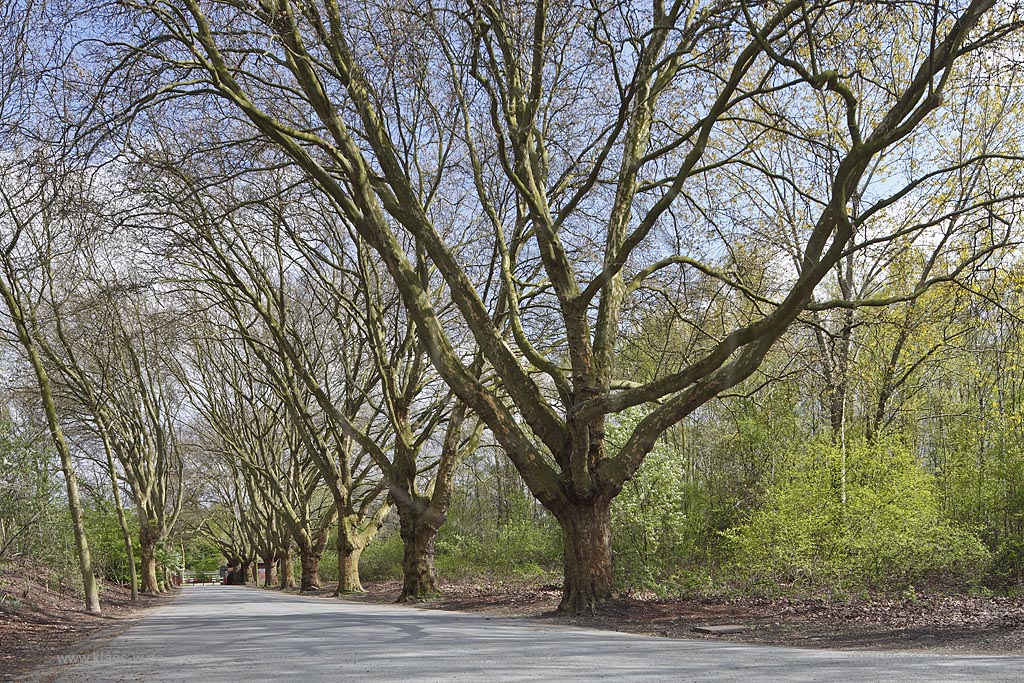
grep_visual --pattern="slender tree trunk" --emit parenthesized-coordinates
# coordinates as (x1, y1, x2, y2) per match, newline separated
(101, 439, 138, 601)
(112, 493, 138, 600)
(139, 524, 160, 595)
(2, 291, 101, 613)
(553, 499, 614, 614)
(279, 547, 296, 589)
(59, 453, 101, 613)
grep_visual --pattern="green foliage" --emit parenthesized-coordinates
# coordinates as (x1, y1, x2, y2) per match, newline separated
(988, 538, 1024, 589)
(608, 411, 690, 592)
(360, 532, 404, 581)
(84, 504, 138, 585)
(435, 460, 563, 580)
(605, 396, 803, 595)
(724, 438, 990, 592)
(184, 537, 223, 574)
(435, 514, 562, 579)
(0, 420, 60, 561)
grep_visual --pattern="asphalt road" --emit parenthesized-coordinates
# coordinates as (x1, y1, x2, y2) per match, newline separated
(44, 585, 1021, 682)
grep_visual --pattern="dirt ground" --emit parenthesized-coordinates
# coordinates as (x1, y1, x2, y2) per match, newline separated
(340, 578, 1024, 655)
(0, 558, 173, 679)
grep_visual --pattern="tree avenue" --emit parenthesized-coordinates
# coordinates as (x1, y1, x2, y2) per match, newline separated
(2, 0, 1024, 622)
(107, 0, 1024, 611)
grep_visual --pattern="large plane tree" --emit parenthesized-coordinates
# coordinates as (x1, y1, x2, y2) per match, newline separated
(113, 0, 1024, 611)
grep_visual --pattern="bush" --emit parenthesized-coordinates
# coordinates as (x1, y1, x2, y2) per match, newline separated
(724, 437, 990, 593)
(988, 538, 1024, 589)
(360, 532, 404, 582)
(85, 506, 139, 585)
(436, 515, 562, 579)
(610, 442, 690, 592)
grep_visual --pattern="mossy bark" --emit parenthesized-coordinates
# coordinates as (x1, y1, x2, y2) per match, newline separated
(298, 545, 322, 591)
(279, 547, 296, 589)
(554, 499, 614, 614)
(396, 504, 442, 602)
(139, 525, 160, 595)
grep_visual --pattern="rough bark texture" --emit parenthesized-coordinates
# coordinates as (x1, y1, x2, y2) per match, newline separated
(298, 546, 321, 591)
(555, 499, 614, 614)
(279, 548, 296, 589)
(336, 545, 364, 595)
(397, 509, 441, 602)
(261, 551, 277, 587)
(139, 526, 160, 595)
(332, 498, 371, 594)
(335, 513, 372, 595)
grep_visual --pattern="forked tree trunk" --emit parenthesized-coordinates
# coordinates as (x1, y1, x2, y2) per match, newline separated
(298, 545, 321, 591)
(334, 510, 383, 595)
(335, 516, 366, 595)
(554, 499, 614, 614)
(396, 504, 442, 602)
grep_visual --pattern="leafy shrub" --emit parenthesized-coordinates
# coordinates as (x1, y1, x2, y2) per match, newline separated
(436, 515, 562, 578)
(84, 505, 139, 585)
(988, 538, 1024, 589)
(359, 532, 404, 581)
(610, 436, 690, 592)
(724, 437, 990, 593)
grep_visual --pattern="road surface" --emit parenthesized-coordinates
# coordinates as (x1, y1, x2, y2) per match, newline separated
(45, 585, 1021, 682)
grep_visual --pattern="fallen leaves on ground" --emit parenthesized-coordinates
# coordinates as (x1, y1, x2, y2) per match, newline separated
(350, 578, 1024, 654)
(0, 557, 172, 678)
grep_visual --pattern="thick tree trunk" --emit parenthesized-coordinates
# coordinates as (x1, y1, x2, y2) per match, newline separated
(279, 547, 296, 589)
(396, 507, 441, 602)
(238, 559, 251, 585)
(298, 545, 321, 591)
(554, 499, 614, 614)
(334, 510, 381, 595)
(336, 544, 364, 595)
(139, 526, 160, 595)
(261, 551, 277, 587)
